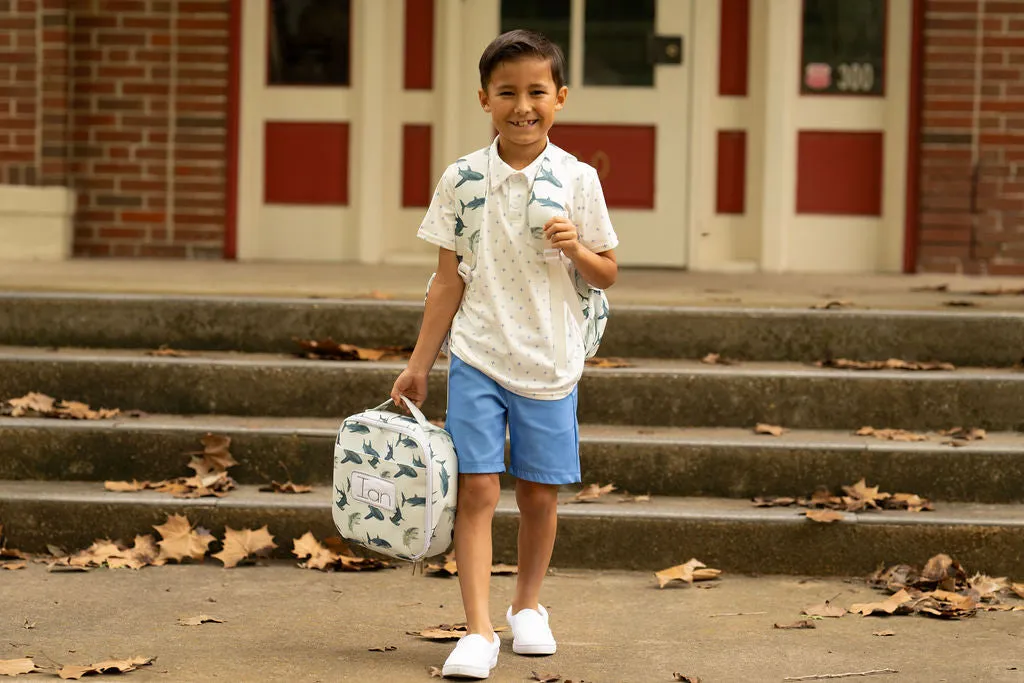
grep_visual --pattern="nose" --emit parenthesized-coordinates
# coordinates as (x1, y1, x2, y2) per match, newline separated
(514, 94, 531, 115)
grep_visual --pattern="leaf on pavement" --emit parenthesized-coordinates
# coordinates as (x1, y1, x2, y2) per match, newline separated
(212, 526, 277, 568)
(153, 514, 215, 564)
(260, 480, 314, 494)
(563, 483, 617, 504)
(0, 658, 42, 676)
(1012, 583, 1024, 600)
(802, 600, 847, 618)
(529, 673, 561, 683)
(1, 561, 26, 570)
(817, 358, 955, 371)
(584, 357, 633, 368)
(673, 674, 703, 683)
(104, 480, 150, 492)
(0, 523, 27, 561)
(408, 623, 507, 641)
(773, 620, 816, 629)
(368, 646, 397, 652)
(753, 496, 797, 507)
(425, 551, 458, 577)
(177, 615, 225, 626)
(854, 426, 928, 442)
(701, 353, 737, 366)
(428, 666, 443, 678)
(850, 588, 915, 616)
(294, 338, 414, 362)
(656, 558, 721, 588)
(146, 345, 191, 357)
(805, 510, 844, 523)
(57, 656, 154, 680)
(754, 423, 786, 436)
(292, 532, 340, 571)
(872, 630, 896, 637)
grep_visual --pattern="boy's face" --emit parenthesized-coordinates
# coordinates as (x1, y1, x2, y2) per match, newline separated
(479, 57, 567, 156)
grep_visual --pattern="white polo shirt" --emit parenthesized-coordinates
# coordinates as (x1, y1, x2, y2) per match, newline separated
(417, 137, 618, 400)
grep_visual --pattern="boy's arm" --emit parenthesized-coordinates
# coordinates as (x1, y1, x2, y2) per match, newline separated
(565, 245, 617, 290)
(390, 247, 465, 407)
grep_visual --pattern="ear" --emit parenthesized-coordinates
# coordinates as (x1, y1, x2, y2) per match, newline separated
(554, 85, 568, 111)
(478, 88, 491, 113)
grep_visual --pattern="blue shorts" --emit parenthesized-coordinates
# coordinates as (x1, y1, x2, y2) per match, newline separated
(445, 353, 581, 485)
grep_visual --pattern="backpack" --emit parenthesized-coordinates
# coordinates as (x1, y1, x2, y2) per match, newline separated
(427, 144, 610, 359)
(332, 395, 457, 562)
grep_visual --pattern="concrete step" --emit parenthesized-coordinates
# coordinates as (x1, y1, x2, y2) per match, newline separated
(1, 480, 1021, 576)
(2, 292, 1022, 365)
(4, 415, 1024, 503)
(2, 346, 1023, 431)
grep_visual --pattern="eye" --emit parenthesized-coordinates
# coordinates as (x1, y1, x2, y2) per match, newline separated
(531, 90, 546, 96)
(499, 90, 513, 96)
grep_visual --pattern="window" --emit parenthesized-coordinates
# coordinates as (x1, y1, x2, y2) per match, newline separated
(500, 0, 571, 84)
(801, 0, 886, 96)
(583, 0, 655, 87)
(268, 0, 351, 86)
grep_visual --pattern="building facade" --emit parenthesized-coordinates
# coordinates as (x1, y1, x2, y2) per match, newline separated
(0, 0, 1021, 274)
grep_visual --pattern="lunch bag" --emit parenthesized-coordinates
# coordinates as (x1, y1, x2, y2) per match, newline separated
(332, 395, 458, 562)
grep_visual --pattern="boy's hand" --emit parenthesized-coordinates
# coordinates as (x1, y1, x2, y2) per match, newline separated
(391, 368, 428, 410)
(544, 216, 582, 258)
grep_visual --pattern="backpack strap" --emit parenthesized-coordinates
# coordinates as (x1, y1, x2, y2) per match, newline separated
(451, 146, 491, 278)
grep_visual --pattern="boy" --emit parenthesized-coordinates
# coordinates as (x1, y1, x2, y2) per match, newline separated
(391, 29, 618, 680)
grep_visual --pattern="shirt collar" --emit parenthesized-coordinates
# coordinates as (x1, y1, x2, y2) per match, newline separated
(487, 137, 561, 192)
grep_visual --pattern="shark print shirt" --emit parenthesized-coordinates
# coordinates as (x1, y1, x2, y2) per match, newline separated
(417, 137, 618, 400)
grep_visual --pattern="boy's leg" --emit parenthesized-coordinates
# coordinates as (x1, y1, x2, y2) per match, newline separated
(455, 473, 502, 636)
(511, 479, 559, 613)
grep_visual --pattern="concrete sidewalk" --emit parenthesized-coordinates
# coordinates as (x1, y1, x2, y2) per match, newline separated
(1, 561, 1020, 682)
(4, 259, 1024, 310)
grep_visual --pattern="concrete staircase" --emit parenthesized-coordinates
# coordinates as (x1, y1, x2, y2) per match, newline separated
(1, 292, 1023, 575)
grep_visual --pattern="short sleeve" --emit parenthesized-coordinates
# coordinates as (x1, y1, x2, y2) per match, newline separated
(573, 165, 619, 254)
(416, 167, 458, 250)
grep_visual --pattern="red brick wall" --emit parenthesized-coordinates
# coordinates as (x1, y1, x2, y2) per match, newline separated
(1, 0, 230, 258)
(917, 0, 1024, 274)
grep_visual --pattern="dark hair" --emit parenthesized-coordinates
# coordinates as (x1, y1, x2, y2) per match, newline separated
(478, 29, 566, 91)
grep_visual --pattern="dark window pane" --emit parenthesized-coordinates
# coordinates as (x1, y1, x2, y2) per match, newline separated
(584, 0, 655, 87)
(268, 0, 351, 86)
(801, 0, 885, 96)
(500, 0, 571, 85)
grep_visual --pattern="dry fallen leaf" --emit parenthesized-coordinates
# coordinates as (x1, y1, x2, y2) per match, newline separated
(810, 300, 852, 310)
(805, 510, 844, 523)
(1, 561, 27, 571)
(428, 666, 443, 678)
(584, 357, 633, 368)
(178, 615, 225, 626)
(618, 493, 652, 503)
(754, 423, 786, 436)
(564, 483, 617, 504)
(802, 600, 847, 618)
(701, 353, 737, 365)
(146, 345, 191, 357)
(368, 645, 397, 652)
(2, 392, 121, 420)
(409, 624, 508, 641)
(850, 588, 915, 616)
(292, 532, 340, 571)
(855, 426, 929, 442)
(294, 338, 414, 362)
(425, 551, 459, 577)
(873, 630, 896, 637)
(1012, 583, 1024, 600)
(530, 673, 561, 683)
(0, 658, 41, 676)
(942, 300, 977, 307)
(774, 620, 816, 629)
(57, 656, 154, 680)
(490, 563, 518, 575)
(655, 558, 721, 588)
(153, 514, 215, 564)
(103, 479, 150, 492)
(817, 358, 955, 371)
(673, 674, 703, 683)
(259, 480, 314, 494)
(213, 526, 277, 568)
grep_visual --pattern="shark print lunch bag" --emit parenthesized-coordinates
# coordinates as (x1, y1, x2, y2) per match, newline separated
(332, 395, 458, 562)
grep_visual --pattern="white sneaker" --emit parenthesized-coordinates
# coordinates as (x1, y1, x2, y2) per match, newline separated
(505, 605, 557, 655)
(441, 632, 500, 679)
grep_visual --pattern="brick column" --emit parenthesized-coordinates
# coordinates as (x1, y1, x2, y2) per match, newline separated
(918, 0, 1024, 274)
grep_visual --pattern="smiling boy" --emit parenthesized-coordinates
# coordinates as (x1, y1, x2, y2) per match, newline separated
(391, 30, 618, 679)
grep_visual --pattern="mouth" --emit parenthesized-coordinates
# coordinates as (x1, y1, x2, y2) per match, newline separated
(509, 120, 539, 128)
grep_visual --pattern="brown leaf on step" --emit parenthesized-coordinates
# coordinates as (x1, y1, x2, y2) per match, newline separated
(530, 673, 562, 682)
(850, 588, 915, 616)
(701, 353, 737, 365)
(490, 563, 519, 575)
(1011, 583, 1024, 599)
(854, 426, 929, 442)
(105, 535, 161, 570)
(810, 300, 852, 310)
(0, 523, 27, 561)
(188, 433, 238, 474)
(618, 493, 652, 503)
(563, 483, 617, 504)
(910, 283, 948, 292)
(841, 478, 891, 512)
(938, 426, 987, 443)
(805, 509, 844, 523)
(673, 674, 702, 683)
(753, 496, 797, 507)
(57, 656, 154, 680)
(802, 600, 847, 618)
(910, 589, 978, 619)
(212, 526, 277, 568)
(425, 551, 458, 576)
(967, 573, 1010, 600)
(177, 615, 225, 626)
(754, 423, 786, 436)
(368, 645, 397, 652)
(0, 658, 42, 676)
(584, 356, 633, 368)
(292, 532, 341, 571)
(259, 480, 314, 494)
(104, 479, 150, 492)
(2, 392, 122, 420)
(294, 337, 414, 362)
(873, 630, 896, 636)
(153, 514, 215, 564)
(942, 300, 977, 307)
(884, 493, 934, 512)
(655, 558, 721, 588)
(146, 345, 191, 357)
(429, 666, 443, 678)
(817, 358, 955, 371)
(5, 391, 56, 416)
(0, 560, 26, 570)
(773, 620, 816, 629)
